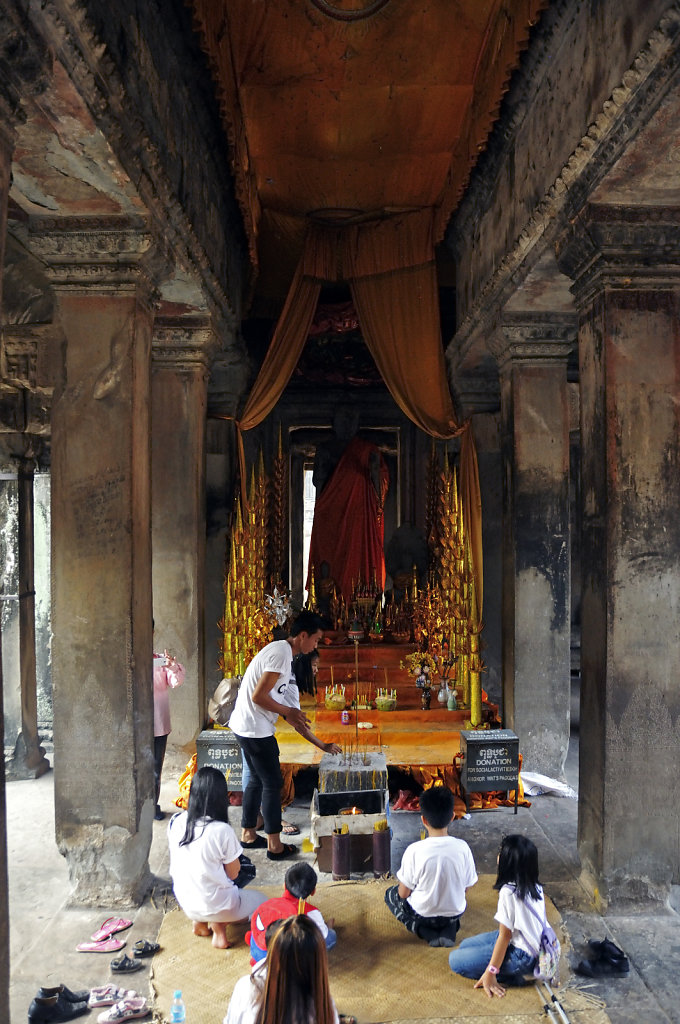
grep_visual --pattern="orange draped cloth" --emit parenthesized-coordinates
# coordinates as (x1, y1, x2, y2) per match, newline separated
(236, 209, 484, 626)
(307, 436, 389, 605)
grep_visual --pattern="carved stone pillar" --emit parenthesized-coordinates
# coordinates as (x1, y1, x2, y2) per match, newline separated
(0, 6, 49, 1006)
(557, 205, 680, 904)
(0, 113, 10, 1024)
(151, 318, 217, 748)
(492, 314, 575, 777)
(32, 216, 158, 904)
(5, 450, 50, 779)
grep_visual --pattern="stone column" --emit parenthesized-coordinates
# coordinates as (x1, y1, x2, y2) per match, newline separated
(6, 451, 50, 779)
(492, 314, 575, 777)
(151, 318, 217, 747)
(0, 103, 11, 1024)
(557, 205, 680, 904)
(0, 9, 49, 1005)
(32, 216, 158, 904)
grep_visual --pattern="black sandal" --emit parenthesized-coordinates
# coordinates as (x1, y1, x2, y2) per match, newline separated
(110, 953, 144, 973)
(266, 843, 298, 861)
(241, 835, 267, 849)
(133, 939, 160, 958)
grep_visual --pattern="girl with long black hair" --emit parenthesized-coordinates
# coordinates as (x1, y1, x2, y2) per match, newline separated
(168, 766, 267, 948)
(448, 834, 544, 997)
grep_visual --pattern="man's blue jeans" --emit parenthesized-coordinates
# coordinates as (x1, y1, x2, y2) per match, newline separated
(449, 930, 536, 983)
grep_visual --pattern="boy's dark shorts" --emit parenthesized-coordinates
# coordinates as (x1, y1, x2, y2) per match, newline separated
(384, 884, 461, 946)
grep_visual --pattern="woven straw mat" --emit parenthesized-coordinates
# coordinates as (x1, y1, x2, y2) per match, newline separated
(151, 876, 609, 1024)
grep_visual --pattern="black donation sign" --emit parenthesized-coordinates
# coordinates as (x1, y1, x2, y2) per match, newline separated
(460, 729, 520, 812)
(196, 729, 243, 791)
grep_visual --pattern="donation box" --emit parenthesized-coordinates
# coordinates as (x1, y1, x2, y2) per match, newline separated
(196, 729, 243, 791)
(460, 729, 520, 813)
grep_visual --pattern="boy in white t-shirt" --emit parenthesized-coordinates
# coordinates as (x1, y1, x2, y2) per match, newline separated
(385, 785, 477, 947)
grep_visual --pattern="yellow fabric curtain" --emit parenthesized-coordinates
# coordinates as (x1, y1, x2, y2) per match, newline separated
(236, 211, 483, 626)
(235, 260, 321, 513)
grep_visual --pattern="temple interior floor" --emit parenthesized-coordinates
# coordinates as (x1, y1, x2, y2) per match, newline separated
(8, 688, 680, 1024)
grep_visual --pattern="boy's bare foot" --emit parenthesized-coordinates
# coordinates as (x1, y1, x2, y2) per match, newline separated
(211, 923, 232, 949)
(192, 922, 212, 938)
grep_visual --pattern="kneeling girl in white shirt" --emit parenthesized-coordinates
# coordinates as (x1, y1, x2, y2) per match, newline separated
(168, 766, 266, 949)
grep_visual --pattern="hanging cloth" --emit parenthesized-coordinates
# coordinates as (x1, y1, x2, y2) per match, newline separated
(235, 209, 483, 626)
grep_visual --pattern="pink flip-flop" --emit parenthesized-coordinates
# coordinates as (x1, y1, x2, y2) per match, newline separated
(91, 917, 133, 942)
(77, 937, 127, 953)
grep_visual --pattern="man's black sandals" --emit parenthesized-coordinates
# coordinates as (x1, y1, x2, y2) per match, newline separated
(266, 843, 297, 861)
(241, 835, 267, 849)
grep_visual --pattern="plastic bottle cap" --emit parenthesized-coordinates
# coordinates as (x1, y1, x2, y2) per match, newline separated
(173, 991, 182, 998)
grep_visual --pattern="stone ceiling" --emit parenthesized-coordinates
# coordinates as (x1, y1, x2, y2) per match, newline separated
(189, 0, 547, 313)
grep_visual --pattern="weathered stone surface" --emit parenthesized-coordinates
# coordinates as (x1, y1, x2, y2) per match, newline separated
(497, 318, 574, 777)
(151, 319, 214, 747)
(28, 0, 246, 326)
(447, 1, 680, 369)
(559, 209, 680, 903)
(43, 225, 156, 903)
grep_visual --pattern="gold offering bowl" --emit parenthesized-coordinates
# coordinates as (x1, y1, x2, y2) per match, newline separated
(325, 694, 347, 710)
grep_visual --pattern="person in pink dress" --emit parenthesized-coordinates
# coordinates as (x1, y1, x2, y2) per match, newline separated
(153, 621, 185, 820)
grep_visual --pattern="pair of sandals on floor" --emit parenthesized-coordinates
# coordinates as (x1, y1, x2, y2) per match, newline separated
(76, 917, 159, 974)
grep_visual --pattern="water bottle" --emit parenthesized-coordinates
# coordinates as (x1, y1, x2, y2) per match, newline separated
(170, 990, 186, 1023)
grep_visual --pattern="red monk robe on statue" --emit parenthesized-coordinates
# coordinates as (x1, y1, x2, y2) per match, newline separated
(307, 434, 389, 606)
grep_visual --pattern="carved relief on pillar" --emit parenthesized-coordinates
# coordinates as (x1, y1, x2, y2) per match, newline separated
(490, 312, 577, 374)
(453, 374, 501, 418)
(0, 322, 56, 436)
(27, 214, 166, 300)
(1, 323, 62, 392)
(556, 204, 680, 308)
(152, 316, 218, 381)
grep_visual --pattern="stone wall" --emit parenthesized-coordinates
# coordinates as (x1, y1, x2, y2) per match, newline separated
(35, 0, 247, 323)
(448, 0, 674, 321)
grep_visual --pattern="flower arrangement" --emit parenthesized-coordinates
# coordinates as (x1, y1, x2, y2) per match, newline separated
(400, 650, 437, 678)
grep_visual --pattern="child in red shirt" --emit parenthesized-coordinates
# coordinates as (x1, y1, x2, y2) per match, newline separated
(246, 863, 336, 963)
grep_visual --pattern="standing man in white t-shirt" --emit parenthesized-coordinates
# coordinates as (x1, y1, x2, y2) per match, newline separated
(385, 785, 478, 946)
(229, 610, 341, 860)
